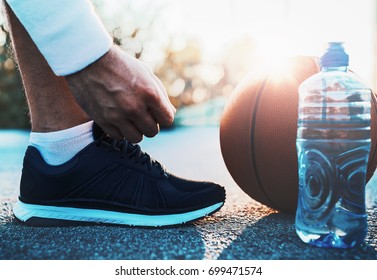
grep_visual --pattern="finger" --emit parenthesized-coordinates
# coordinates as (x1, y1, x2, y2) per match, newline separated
(140, 62, 175, 125)
(142, 62, 175, 113)
(132, 111, 160, 138)
(148, 97, 175, 128)
(149, 72, 176, 114)
(98, 122, 124, 140)
(146, 80, 175, 127)
(118, 120, 144, 143)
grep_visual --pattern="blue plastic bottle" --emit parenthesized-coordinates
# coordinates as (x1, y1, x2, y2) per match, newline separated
(295, 42, 371, 248)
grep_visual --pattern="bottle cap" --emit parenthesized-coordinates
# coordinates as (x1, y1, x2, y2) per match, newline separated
(319, 42, 349, 67)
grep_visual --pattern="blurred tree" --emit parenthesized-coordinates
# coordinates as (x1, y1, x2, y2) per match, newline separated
(154, 39, 203, 109)
(0, 0, 255, 129)
(0, 21, 29, 129)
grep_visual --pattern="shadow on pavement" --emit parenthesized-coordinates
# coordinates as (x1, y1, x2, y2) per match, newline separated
(218, 212, 377, 260)
(0, 216, 206, 260)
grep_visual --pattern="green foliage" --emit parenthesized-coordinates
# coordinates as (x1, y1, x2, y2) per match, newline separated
(0, 0, 253, 129)
(0, 24, 29, 129)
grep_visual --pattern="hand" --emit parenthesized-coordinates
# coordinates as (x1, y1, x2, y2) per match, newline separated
(65, 45, 175, 142)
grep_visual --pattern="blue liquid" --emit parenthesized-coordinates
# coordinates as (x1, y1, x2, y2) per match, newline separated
(296, 135, 370, 248)
(295, 88, 371, 248)
(296, 43, 372, 248)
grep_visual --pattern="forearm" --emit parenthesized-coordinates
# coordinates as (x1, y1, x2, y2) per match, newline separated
(5, 0, 112, 76)
(6, 0, 175, 141)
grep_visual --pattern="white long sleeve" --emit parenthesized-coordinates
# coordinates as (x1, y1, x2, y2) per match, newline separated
(6, 0, 112, 76)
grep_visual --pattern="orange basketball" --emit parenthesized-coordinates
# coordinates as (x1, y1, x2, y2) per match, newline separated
(220, 56, 377, 213)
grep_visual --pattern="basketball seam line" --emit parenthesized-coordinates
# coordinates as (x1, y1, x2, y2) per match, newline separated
(250, 78, 282, 211)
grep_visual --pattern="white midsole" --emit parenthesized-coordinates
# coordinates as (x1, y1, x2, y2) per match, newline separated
(13, 201, 223, 227)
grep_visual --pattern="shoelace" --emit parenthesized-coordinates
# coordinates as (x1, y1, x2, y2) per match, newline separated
(95, 133, 167, 176)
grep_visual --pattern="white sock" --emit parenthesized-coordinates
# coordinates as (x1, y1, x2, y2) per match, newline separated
(29, 121, 94, 165)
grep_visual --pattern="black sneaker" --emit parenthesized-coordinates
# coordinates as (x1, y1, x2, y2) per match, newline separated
(13, 123, 225, 227)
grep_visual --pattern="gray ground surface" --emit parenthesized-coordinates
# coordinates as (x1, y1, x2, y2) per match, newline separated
(1, 126, 377, 260)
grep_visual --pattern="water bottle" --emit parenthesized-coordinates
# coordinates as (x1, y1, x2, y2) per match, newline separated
(295, 42, 371, 248)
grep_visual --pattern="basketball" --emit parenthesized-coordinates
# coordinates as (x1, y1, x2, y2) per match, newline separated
(220, 56, 377, 213)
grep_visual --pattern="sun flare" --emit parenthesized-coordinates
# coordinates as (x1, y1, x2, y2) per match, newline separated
(252, 30, 297, 82)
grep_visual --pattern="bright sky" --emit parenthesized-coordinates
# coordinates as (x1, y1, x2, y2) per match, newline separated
(162, 0, 376, 87)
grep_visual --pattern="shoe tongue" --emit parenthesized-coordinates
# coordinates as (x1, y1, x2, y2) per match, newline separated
(92, 122, 105, 140)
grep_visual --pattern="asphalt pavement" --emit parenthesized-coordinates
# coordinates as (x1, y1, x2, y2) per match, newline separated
(0, 126, 377, 260)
